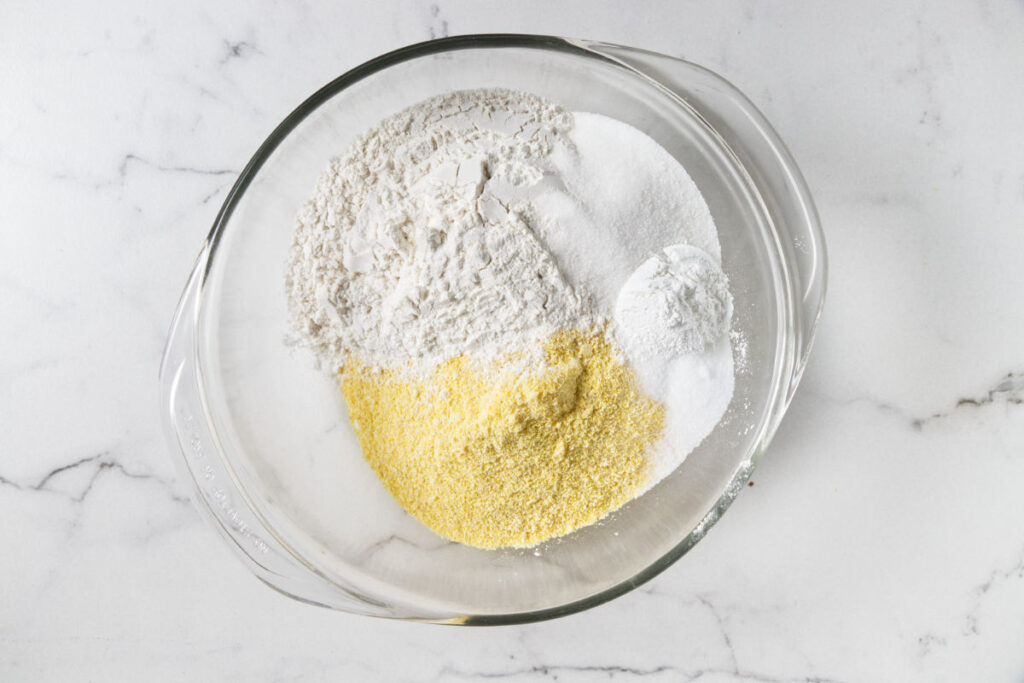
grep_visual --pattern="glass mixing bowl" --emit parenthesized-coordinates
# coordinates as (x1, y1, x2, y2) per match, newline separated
(159, 35, 826, 624)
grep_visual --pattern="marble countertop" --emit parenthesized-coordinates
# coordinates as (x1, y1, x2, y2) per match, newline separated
(3, 1, 1022, 680)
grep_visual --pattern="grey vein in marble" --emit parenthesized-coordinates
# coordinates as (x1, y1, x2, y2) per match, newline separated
(118, 153, 238, 180)
(0, 451, 188, 506)
(911, 370, 1023, 430)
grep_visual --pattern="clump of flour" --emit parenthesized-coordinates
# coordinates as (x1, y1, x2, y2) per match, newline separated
(287, 89, 594, 374)
(614, 244, 732, 359)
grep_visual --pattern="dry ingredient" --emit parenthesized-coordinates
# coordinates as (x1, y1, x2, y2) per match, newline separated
(286, 89, 591, 375)
(341, 327, 663, 549)
(287, 88, 735, 549)
(614, 244, 732, 359)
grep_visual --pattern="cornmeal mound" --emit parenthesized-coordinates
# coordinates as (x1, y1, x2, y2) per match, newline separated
(340, 328, 665, 549)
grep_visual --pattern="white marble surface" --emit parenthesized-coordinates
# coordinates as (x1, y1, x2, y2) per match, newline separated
(2, 1, 1023, 680)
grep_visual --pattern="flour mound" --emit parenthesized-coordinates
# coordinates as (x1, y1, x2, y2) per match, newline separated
(614, 244, 732, 359)
(287, 89, 593, 373)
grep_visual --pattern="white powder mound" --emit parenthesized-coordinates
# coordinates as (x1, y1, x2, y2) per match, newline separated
(614, 244, 732, 359)
(287, 89, 594, 374)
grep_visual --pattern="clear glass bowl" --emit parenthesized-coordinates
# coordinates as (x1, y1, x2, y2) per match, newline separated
(159, 35, 826, 624)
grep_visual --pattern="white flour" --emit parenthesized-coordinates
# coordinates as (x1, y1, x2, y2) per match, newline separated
(287, 89, 734, 491)
(287, 90, 592, 374)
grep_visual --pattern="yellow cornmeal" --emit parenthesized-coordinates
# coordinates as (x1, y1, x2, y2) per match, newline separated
(340, 327, 665, 549)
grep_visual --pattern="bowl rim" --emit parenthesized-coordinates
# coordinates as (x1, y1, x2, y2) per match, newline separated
(176, 33, 825, 625)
